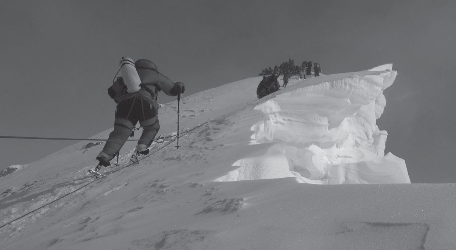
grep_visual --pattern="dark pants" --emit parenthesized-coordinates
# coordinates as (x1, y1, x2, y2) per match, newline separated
(101, 92, 160, 159)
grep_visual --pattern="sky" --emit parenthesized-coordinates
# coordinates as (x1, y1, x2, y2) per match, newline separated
(1, 0, 456, 183)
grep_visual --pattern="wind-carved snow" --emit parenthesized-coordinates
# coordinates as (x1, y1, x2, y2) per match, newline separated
(216, 64, 410, 184)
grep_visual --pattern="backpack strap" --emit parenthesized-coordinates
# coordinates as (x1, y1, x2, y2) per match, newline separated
(108, 77, 128, 103)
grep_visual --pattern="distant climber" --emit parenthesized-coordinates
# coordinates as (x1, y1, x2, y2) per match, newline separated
(256, 76, 269, 99)
(273, 65, 279, 75)
(283, 73, 289, 88)
(306, 61, 312, 75)
(301, 61, 307, 79)
(96, 57, 185, 168)
(314, 63, 322, 76)
(257, 74, 280, 99)
(295, 66, 302, 79)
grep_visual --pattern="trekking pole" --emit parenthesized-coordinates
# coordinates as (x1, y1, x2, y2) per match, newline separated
(176, 93, 181, 149)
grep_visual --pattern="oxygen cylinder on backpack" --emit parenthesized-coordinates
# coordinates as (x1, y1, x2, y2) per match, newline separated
(119, 57, 141, 93)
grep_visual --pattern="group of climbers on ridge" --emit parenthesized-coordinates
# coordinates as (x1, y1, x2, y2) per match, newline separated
(257, 59, 322, 98)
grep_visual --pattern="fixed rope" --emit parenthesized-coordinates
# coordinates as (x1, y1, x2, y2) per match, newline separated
(0, 181, 94, 229)
(0, 136, 140, 141)
(0, 122, 206, 230)
(0, 93, 257, 230)
(0, 126, 142, 141)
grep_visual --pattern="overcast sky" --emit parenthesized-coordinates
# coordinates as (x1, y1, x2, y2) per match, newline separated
(1, 0, 455, 183)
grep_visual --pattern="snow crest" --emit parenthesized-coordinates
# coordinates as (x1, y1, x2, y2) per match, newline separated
(217, 64, 409, 184)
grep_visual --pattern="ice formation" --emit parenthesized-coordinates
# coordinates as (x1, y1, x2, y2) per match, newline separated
(218, 64, 410, 184)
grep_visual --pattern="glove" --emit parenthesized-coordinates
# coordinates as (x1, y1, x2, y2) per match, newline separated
(170, 82, 185, 96)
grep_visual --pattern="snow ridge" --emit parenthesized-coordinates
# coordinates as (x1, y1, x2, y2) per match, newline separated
(218, 64, 409, 184)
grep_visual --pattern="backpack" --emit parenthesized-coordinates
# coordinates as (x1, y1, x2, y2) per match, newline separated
(108, 57, 138, 104)
(108, 59, 165, 103)
(108, 75, 160, 103)
(108, 77, 128, 103)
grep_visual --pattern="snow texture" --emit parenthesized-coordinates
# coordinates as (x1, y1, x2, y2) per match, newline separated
(0, 65, 454, 250)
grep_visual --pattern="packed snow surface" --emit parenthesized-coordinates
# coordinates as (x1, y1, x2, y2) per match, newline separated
(0, 65, 454, 250)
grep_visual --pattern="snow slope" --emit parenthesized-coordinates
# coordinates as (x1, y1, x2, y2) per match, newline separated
(0, 65, 454, 249)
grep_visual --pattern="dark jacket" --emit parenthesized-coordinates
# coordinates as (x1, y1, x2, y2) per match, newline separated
(135, 59, 178, 103)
